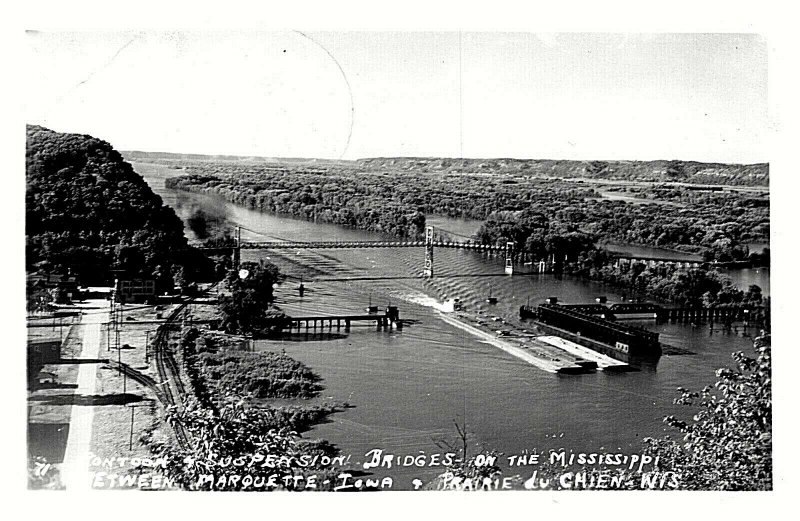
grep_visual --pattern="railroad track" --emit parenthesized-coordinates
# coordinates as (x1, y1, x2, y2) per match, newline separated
(153, 302, 190, 449)
(107, 360, 166, 403)
(151, 283, 220, 449)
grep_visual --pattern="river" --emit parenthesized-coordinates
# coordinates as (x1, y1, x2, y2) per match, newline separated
(134, 161, 768, 488)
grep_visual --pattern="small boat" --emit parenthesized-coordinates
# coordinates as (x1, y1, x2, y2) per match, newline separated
(486, 287, 498, 305)
(448, 298, 463, 311)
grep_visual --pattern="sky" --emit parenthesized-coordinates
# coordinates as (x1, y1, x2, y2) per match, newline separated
(24, 31, 768, 163)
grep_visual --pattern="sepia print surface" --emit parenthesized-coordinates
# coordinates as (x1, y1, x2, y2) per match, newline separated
(24, 30, 771, 492)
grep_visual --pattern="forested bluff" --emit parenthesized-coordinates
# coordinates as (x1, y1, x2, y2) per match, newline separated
(26, 125, 214, 289)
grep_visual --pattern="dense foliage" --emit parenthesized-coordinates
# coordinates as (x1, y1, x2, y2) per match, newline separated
(154, 400, 340, 491)
(180, 328, 342, 426)
(641, 334, 772, 490)
(568, 251, 766, 307)
(475, 208, 596, 260)
(26, 126, 210, 288)
(195, 349, 324, 400)
(161, 155, 768, 256)
(166, 167, 427, 239)
(26, 284, 54, 313)
(217, 261, 282, 333)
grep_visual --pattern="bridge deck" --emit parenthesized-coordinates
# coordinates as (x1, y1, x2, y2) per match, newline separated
(238, 241, 507, 251)
(201, 240, 704, 264)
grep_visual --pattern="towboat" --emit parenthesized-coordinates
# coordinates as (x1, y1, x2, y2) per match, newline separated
(447, 298, 463, 311)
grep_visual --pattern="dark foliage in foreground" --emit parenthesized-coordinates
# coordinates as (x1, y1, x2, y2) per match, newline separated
(26, 125, 212, 288)
(152, 400, 341, 491)
(641, 334, 772, 490)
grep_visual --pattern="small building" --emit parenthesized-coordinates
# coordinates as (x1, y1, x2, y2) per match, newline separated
(27, 272, 79, 302)
(114, 279, 157, 304)
(29, 340, 62, 366)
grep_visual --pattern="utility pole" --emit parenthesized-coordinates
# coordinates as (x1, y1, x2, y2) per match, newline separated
(116, 341, 127, 393)
(127, 403, 143, 451)
(107, 303, 113, 352)
(129, 405, 135, 450)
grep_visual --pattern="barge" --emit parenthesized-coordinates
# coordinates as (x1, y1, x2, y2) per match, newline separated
(608, 303, 662, 320)
(521, 303, 661, 357)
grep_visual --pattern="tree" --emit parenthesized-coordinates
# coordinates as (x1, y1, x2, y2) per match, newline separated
(641, 333, 772, 490)
(744, 284, 763, 304)
(26, 283, 53, 313)
(432, 418, 501, 483)
(218, 260, 281, 333)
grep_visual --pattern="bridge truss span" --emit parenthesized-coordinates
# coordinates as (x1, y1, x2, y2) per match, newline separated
(238, 239, 508, 251)
(235, 226, 516, 277)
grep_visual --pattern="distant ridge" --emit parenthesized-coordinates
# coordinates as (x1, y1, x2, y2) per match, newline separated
(123, 150, 355, 165)
(124, 150, 768, 187)
(355, 157, 768, 186)
(123, 150, 767, 168)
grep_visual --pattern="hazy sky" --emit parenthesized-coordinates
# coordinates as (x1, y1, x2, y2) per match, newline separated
(25, 31, 768, 163)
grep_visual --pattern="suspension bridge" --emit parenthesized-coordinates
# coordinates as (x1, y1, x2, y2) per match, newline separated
(198, 225, 517, 277)
(197, 225, 706, 277)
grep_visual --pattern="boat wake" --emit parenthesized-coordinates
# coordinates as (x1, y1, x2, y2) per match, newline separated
(392, 291, 455, 313)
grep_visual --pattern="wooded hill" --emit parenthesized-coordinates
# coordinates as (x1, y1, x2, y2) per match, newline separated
(26, 125, 209, 288)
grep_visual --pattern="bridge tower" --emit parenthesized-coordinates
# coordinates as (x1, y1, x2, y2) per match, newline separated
(233, 226, 241, 269)
(504, 242, 514, 275)
(423, 226, 434, 277)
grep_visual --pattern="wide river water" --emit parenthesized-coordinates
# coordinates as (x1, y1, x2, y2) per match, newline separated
(135, 161, 769, 488)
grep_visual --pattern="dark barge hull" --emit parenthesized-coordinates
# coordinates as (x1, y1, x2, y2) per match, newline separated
(522, 304, 661, 358)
